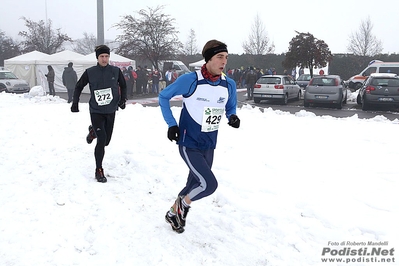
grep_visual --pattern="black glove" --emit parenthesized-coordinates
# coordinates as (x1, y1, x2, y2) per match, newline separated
(228, 114, 240, 128)
(71, 102, 79, 112)
(118, 99, 126, 110)
(167, 126, 180, 142)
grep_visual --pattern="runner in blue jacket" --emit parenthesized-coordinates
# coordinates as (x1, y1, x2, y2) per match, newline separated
(160, 39, 240, 233)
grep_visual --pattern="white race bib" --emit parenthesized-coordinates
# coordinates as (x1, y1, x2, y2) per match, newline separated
(201, 107, 225, 132)
(94, 88, 113, 106)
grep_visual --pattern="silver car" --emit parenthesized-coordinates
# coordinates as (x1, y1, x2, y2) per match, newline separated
(253, 75, 301, 105)
(304, 75, 347, 109)
(0, 70, 30, 93)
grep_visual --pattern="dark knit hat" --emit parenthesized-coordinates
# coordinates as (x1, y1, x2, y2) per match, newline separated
(95, 45, 110, 58)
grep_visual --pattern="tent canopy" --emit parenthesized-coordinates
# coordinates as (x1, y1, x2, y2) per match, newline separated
(4, 50, 135, 93)
(82, 52, 135, 68)
(4, 51, 51, 87)
(189, 59, 205, 70)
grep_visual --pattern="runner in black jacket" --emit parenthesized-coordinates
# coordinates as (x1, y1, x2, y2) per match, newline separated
(71, 45, 127, 183)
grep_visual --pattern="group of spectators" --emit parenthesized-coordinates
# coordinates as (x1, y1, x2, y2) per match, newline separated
(121, 65, 179, 97)
(227, 67, 267, 90)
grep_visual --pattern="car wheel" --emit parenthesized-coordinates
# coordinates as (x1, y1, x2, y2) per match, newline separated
(254, 98, 260, 104)
(282, 94, 288, 105)
(343, 92, 347, 104)
(356, 94, 362, 105)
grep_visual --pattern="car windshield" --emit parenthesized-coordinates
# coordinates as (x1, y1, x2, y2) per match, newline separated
(257, 77, 281, 84)
(0, 72, 18, 79)
(371, 78, 399, 87)
(297, 75, 311, 81)
(310, 78, 335, 86)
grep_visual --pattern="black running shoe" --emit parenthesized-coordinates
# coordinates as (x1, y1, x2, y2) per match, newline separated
(86, 125, 96, 144)
(165, 211, 184, 233)
(95, 168, 107, 183)
(175, 196, 190, 227)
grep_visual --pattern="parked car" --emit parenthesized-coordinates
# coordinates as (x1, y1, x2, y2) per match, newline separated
(304, 75, 347, 109)
(296, 74, 316, 89)
(253, 75, 301, 104)
(0, 70, 30, 93)
(347, 60, 399, 90)
(356, 73, 399, 111)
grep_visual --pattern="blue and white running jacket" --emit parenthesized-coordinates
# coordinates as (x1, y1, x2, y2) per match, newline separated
(159, 70, 237, 150)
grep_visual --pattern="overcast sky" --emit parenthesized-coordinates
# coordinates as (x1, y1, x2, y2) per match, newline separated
(2, 0, 399, 55)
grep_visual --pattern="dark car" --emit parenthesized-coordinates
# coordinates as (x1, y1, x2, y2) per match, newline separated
(356, 73, 399, 110)
(296, 74, 317, 89)
(304, 75, 348, 109)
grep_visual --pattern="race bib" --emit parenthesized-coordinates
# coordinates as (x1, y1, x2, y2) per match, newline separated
(201, 107, 225, 132)
(94, 88, 113, 106)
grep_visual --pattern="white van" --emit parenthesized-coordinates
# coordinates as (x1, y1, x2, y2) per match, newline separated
(348, 60, 399, 90)
(157, 60, 190, 77)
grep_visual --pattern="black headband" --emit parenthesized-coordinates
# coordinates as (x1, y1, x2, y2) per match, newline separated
(203, 45, 228, 62)
(95, 46, 110, 58)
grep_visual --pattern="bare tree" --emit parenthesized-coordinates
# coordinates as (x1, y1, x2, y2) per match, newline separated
(242, 14, 274, 55)
(347, 16, 383, 56)
(18, 17, 72, 54)
(72, 32, 97, 55)
(114, 5, 183, 70)
(183, 29, 199, 56)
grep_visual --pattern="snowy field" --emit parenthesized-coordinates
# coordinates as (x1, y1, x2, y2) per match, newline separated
(0, 91, 397, 266)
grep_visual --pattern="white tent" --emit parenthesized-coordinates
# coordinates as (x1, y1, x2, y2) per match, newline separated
(82, 52, 135, 69)
(35, 50, 86, 92)
(189, 59, 205, 70)
(4, 51, 51, 89)
(4, 51, 136, 93)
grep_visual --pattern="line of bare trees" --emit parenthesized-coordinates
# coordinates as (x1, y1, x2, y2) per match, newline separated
(0, 6, 385, 69)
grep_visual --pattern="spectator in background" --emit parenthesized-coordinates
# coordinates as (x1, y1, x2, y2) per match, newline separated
(298, 67, 304, 76)
(122, 66, 134, 97)
(291, 68, 297, 80)
(233, 68, 241, 88)
(62, 62, 77, 103)
(151, 69, 161, 94)
(171, 69, 178, 84)
(128, 66, 136, 96)
(143, 66, 149, 94)
(45, 65, 55, 96)
(135, 66, 145, 95)
(165, 67, 173, 87)
(245, 66, 258, 100)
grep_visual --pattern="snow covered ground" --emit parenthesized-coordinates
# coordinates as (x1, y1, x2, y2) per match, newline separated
(0, 91, 397, 266)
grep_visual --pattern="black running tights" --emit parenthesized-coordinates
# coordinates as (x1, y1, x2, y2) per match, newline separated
(90, 112, 116, 169)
